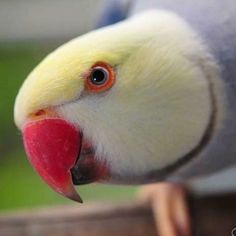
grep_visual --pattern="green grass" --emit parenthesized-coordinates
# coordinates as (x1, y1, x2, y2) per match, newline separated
(0, 44, 137, 211)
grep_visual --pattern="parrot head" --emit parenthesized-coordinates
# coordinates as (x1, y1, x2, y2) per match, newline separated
(14, 11, 215, 202)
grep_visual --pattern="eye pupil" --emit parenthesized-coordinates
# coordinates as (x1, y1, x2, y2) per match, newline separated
(91, 68, 107, 85)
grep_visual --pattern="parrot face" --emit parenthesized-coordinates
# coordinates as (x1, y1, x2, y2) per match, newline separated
(14, 11, 218, 201)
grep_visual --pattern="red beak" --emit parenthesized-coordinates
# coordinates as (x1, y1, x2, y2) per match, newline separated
(23, 118, 83, 202)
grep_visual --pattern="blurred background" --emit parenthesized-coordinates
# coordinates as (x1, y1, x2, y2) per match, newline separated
(0, 0, 235, 213)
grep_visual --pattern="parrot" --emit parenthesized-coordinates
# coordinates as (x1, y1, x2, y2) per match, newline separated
(14, 0, 236, 235)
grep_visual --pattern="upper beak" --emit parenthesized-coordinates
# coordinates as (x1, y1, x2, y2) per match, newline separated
(22, 118, 83, 203)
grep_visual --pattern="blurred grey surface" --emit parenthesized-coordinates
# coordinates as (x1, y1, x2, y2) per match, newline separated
(0, 0, 105, 42)
(1, 0, 235, 194)
(190, 165, 236, 194)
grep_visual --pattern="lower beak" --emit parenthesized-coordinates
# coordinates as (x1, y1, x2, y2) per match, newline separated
(23, 118, 83, 202)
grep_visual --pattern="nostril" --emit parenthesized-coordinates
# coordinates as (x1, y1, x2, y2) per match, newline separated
(30, 108, 57, 120)
(34, 109, 46, 117)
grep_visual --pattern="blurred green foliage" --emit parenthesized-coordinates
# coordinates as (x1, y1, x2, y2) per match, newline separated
(0, 43, 136, 211)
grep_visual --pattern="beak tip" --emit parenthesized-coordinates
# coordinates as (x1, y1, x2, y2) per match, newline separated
(64, 184, 83, 203)
(68, 194, 83, 203)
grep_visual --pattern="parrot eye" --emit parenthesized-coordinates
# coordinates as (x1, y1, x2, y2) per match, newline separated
(85, 62, 115, 93)
(90, 67, 108, 85)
